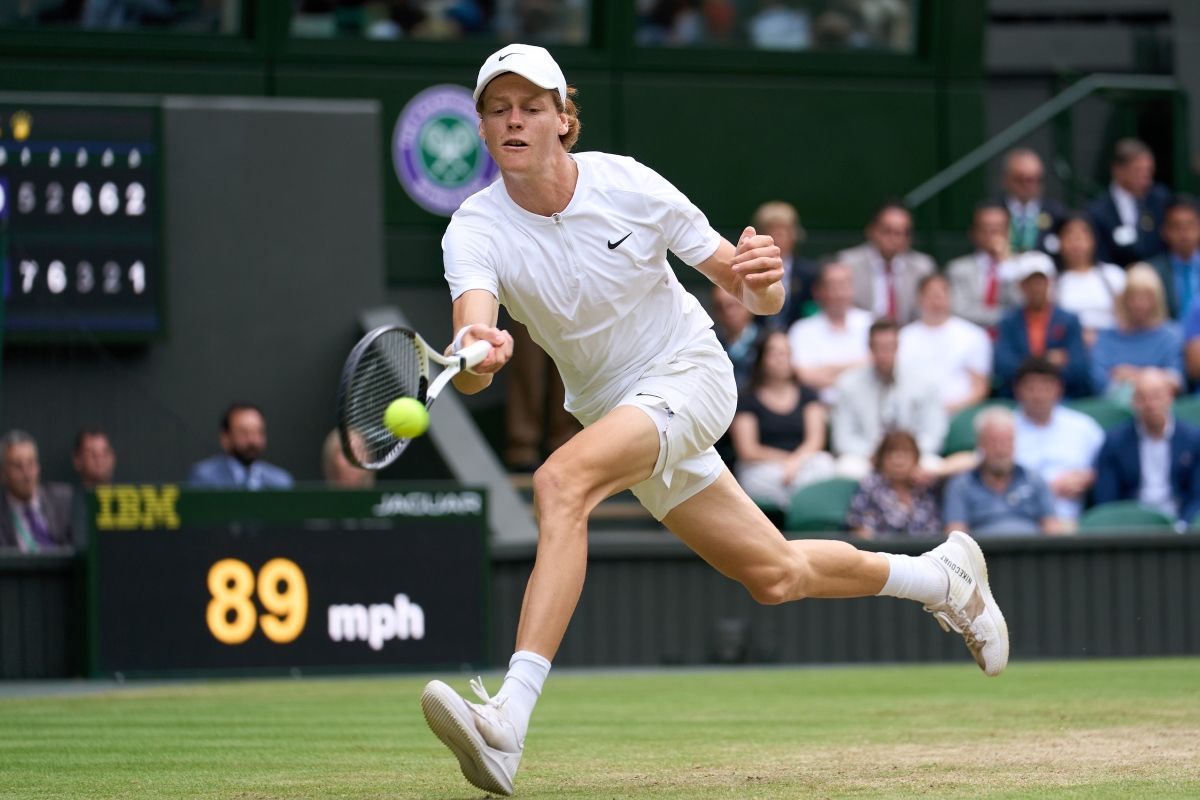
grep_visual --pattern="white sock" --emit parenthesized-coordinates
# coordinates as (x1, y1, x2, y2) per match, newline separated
(495, 650, 551, 745)
(876, 552, 949, 606)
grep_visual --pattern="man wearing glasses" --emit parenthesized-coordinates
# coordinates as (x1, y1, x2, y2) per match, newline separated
(1001, 148, 1067, 256)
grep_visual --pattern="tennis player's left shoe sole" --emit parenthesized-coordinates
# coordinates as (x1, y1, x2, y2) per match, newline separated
(421, 680, 520, 796)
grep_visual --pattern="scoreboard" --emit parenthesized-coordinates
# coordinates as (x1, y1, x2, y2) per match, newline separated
(0, 96, 162, 340)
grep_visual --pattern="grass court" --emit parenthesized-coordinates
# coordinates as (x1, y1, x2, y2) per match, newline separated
(2, 658, 1198, 798)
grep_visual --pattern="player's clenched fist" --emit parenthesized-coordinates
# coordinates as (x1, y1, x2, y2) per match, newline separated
(453, 324, 513, 374)
(731, 225, 784, 287)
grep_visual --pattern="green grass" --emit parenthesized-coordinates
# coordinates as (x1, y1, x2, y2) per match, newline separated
(2, 659, 1199, 798)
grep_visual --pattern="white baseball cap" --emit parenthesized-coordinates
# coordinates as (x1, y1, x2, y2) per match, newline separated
(1013, 250, 1057, 282)
(473, 44, 567, 105)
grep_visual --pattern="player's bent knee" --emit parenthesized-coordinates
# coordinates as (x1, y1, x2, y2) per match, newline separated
(741, 553, 812, 605)
(531, 462, 588, 521)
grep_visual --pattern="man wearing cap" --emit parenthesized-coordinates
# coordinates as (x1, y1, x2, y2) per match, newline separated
(995, 251, 1091, 398)
(418, 44, 1011, 796)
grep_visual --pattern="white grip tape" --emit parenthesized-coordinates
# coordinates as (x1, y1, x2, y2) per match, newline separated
(452, 326, 473, 354)
(458, 340, 493, 373)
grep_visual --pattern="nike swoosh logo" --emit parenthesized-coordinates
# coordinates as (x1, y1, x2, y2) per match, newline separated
(608, 232, 632, 250)
(498, 53, 516, 60)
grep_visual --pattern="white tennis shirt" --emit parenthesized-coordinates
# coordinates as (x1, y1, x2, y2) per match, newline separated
(443, 152, 722, 423)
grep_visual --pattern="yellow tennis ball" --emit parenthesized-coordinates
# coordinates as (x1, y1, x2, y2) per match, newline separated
(383, 397, 429, 438)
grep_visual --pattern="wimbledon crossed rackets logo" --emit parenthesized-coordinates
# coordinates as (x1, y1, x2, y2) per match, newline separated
(419, 116, 479, 186)
(393, 85, 498, 217)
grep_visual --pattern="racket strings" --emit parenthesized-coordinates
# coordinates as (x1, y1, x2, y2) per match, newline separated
(342, 329, 426, 468)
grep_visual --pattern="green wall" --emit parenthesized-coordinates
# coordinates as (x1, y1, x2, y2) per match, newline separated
(0, 0, 986, 284)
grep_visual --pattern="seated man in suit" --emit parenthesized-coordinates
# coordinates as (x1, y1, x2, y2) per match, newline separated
(995, 252, 1091, 398)
(838, 201, 935, 325)
(1147, 198, 1200, 320)
(831, 319, 947, 480)
(1001, 148, 1067, 256)
(1086, 138, 1172, 267)
(751, 201, 818, 330)
(188, 403, 294, 490)
(1093, 368, 1200, 522)
(947, 202, 1023, 329)
(0, 430, 74, 552)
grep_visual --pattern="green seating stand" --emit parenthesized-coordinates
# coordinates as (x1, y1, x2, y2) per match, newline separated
(1064, 397, 1133, 431)
(1078, 501, 1175, 534)
(1173, 395, 1200, 427)
(785, 478, 859, 533)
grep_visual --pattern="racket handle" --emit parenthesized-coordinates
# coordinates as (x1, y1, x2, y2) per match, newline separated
(457, 339, 493, 371)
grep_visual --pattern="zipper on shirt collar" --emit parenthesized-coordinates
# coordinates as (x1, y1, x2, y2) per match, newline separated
(552, 212, 582, 269)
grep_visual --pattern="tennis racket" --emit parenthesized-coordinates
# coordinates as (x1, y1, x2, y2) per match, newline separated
(337, 326, 492, 470)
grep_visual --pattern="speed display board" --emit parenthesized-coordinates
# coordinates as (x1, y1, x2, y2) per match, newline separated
(89, 486, 488, 676)
(0, 96, 162, 340)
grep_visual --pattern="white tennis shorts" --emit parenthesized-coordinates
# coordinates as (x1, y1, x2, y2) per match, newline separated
(613, 332, 737, 520)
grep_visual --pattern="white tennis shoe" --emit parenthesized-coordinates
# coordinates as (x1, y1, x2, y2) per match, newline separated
(421, 677, 522, 796)
(922, 531, 1009, 676)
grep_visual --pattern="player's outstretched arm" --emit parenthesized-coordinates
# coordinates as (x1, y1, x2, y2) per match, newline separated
(694, 226, 785, 316)
(449, 288, 514, 395)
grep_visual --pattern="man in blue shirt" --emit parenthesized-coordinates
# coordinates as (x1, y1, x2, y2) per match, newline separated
(1148, 199, 1200, 320)
(943, 406, 1059, 536)
(188, 404, 294, 490)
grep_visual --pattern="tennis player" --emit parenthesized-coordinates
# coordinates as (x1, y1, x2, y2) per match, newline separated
(421, 44, 1009, 796)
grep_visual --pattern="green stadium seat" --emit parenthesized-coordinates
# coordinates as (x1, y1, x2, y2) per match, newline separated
(1173, 395, 1200, 428)
(942, 400, 1016, 455)
(1064, 397, 1133, 431)
(785, 477, 859, 534)
(1078, 501, 1175, 534)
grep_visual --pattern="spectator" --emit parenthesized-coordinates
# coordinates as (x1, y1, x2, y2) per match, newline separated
(72, 429, 115, 489)
(943, 407, 1059, 536)
(748, 1, 811, 50)
(832, 319, 947, 479)
(1012, 358, 1104, 525)
(322, 429, 375, 489)
(1054, 214, 1126, 347)
(712, 285, 762, 388)
(1000, 148, 1067, 255)
(898, 273, 992, 414)
(839, 201, 935, 324)
(1086, 138, 1172, 267)
(1183, 296, 1200, 389)
(995, 251, 1090, 398)
(846, 430, 942, 539)
(1093, 368, 1200, 522)
(1147, 198, 1200, 320)
(946, 202, 1021, 329)
(505, 320, 580, 471)
(786, 261, 872, 403)
(188, 404, 294, 490)
(751, 201, 817, 329)
(1090, 264, 1183, 400)
(0, 430, 74, 552)
(730, 331, 834, 506)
